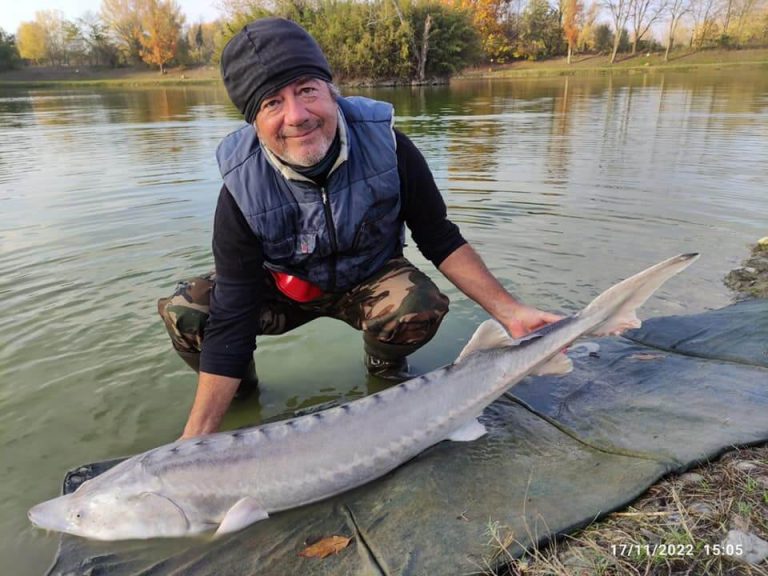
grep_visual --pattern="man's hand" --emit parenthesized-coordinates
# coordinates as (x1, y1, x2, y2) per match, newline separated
(180, 372, 241, 439)
(500, 304, 562, 338)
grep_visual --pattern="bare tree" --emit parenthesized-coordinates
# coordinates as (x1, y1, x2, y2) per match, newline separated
(689, 0, 719, 47)
(664, 0, 690, 60)
(630, 0, 667, 53)
(603, 0, 633, 62)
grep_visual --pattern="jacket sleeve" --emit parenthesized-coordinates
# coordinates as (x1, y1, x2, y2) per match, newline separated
(395, 130, 466, 267)
(199, 185, 265, 379)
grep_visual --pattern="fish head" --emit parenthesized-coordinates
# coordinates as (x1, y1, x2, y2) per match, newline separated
(28, 488, 190, 540)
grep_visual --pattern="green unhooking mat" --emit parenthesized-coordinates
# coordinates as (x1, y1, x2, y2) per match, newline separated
(46, 300, 768, 576)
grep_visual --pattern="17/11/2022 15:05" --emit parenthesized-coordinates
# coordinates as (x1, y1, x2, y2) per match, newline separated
(611, 543, 744, 557)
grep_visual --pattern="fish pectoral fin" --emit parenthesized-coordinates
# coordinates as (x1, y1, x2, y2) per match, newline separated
(214, 497, 269, 537)
(531, 351, 573, 376)
(447, 418, 488, 442)
(456, 320, 518, 363)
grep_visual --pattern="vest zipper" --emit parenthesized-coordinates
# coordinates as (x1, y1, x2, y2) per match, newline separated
(320, 187, 338, 290)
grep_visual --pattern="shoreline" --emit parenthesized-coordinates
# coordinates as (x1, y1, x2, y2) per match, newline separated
(1, 47, 766, 88)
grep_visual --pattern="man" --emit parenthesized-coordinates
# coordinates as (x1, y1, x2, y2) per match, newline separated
(158, 17, 560, 439)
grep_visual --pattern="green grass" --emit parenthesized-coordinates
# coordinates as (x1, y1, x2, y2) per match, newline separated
(458, 47, 768, 79)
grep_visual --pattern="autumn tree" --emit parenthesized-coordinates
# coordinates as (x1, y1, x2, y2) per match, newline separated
(577, 1, 601, 50)
(139, 0, 184, 73)
(16, 22, 47, 64)
(454, 0, 516, 62)
(101, 0, 145, 64)
(723, 0, 766, 45)
(562, 0, 584, 62)
(184, 22, 217, 64)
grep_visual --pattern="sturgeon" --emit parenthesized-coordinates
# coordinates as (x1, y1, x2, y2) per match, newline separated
(28, 253, 698, 540)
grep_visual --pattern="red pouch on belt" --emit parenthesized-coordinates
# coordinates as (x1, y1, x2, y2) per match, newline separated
(270, 270, 325, 302)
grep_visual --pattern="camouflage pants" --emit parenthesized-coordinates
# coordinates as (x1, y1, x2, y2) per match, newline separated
(157, 258, 450, 362)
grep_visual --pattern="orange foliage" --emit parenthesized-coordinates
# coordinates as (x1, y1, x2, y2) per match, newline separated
(139, 0, 182, 73)
(562, 0, 583, 52)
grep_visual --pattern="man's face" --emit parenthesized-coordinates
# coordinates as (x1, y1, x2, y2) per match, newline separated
(254, 77, 338, 167)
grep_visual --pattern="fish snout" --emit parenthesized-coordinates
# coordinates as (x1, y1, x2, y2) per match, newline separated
(28, 496, 74, 533)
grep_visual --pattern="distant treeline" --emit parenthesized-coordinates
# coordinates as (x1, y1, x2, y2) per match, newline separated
(2, 0, 768, 78)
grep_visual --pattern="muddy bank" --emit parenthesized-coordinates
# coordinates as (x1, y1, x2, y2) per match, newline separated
(725, 238, 768, 298)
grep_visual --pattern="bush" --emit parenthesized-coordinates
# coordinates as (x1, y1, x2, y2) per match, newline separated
(0, 29, 21, 71)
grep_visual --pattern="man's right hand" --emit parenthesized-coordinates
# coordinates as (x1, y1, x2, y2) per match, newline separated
(180, 372, 241, 439)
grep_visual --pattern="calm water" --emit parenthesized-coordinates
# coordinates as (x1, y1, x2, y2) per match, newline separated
(1, 70, 766, 573)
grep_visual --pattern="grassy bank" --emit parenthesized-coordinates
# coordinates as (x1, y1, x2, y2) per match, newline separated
(2, 47, 767, 88)
(0, 64, 221, 88)
(459, 47, 768, 78)
(482, 446, 768, 576)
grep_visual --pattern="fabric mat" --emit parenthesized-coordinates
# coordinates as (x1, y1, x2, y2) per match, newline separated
(46, 300, 768, 576)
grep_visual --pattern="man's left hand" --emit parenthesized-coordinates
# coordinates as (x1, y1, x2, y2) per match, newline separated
(501, 305, 562, 339)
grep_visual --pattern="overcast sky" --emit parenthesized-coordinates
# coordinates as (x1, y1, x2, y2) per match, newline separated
(1, 0, 222, 35)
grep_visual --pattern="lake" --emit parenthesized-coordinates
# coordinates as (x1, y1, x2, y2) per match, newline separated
(1, 68, 766, 573)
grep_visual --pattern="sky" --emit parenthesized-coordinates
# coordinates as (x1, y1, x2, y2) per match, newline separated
(1, 0, 222, 35)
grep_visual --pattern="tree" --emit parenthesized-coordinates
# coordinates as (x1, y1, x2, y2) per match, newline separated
(577, 1, 601, 50)
(562, 0, 584, 62)
(407, 1, 480, 78)
(520, 0, 565, 60)
(35, 10, 68, 65)
(78, 12, 120, 66)
(629, 0, 666, 53)
(602, 0, 633, 62)
(0, 29, 21, 71)
(664, 0, 690, 59)
(16, 21, 47, 64)
(63, 20, 88, 65)
(455, 0, 515, 62)
(101, 0, 145, 64)
(594, 22, 615, 51)
(689, 0, 719, 47)
(139, 0, 184, 73)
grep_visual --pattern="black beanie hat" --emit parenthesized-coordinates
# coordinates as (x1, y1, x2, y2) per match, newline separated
(220, 18, 333, 124)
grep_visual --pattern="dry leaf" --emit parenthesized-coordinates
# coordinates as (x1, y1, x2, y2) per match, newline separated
(628, 353, 664, 361)
(298, 535, 352, 559)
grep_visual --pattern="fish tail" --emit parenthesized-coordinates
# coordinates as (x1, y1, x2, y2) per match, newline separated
(580, 253, 699, 336)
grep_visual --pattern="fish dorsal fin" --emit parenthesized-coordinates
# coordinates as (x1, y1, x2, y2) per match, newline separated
(456, 319, 517, 363)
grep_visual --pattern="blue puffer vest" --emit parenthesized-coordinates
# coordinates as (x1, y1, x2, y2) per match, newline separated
(216, 97, 403, 292)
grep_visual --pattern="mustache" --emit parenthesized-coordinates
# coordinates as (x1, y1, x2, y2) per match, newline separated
(279, 119, 323, 139)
